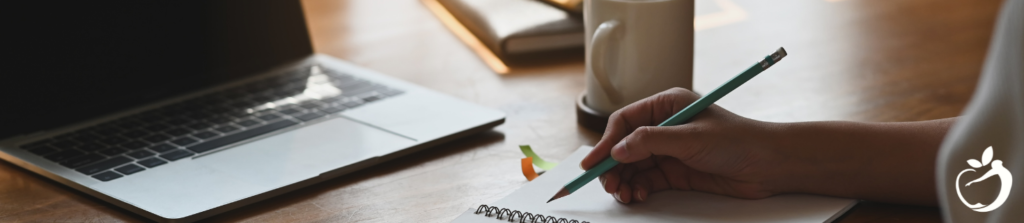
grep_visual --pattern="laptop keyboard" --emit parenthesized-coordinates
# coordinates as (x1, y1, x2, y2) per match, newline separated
(16, 65, 403, 182)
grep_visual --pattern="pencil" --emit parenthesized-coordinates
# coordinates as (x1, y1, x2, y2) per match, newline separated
(548, 47, 788, 203)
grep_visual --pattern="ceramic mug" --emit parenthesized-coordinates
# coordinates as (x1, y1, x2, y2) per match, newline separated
(584, 0, 694, 114)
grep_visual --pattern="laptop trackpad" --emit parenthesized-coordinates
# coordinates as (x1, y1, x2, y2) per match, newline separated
(194, 117, 417, 187)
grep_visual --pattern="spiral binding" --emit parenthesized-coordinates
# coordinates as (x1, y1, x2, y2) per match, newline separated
(474, 204, 589, 223)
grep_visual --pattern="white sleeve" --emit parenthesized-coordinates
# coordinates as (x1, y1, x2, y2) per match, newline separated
(936, 0, 1024, 222)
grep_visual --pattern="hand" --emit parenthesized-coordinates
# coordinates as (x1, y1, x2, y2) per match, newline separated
(580, 88, 788, 203)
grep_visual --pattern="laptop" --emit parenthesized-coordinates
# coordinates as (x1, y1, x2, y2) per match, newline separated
(0, 0, 504, 222)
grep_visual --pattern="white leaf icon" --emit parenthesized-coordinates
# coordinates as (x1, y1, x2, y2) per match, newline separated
(982, 146, 994, 166)
(967, 159, 983, 168)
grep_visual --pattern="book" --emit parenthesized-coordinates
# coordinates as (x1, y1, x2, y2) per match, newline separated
(452, 146, 858, 223)
(435, 0, 584, 57)
(539, 0, 583, 14)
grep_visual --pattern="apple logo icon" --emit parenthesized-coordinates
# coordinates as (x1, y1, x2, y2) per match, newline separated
(955, 146, 1013, 212)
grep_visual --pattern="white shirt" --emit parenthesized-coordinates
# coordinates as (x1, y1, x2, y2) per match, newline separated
(937, 0, 1024, 222)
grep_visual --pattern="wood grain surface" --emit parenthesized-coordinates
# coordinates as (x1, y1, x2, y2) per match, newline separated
(0, 0, 1003, 222)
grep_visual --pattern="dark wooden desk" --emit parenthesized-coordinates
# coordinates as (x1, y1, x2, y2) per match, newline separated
(0, 0, 1002, 222)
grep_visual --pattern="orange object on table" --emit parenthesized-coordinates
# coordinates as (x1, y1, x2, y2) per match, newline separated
(521, 157, 540, 181)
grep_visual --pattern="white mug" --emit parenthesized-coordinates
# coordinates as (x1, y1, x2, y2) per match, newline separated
(584, 0, 694, 114)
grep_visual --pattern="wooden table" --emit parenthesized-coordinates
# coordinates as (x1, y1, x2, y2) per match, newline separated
(0, 0, 1003, 222)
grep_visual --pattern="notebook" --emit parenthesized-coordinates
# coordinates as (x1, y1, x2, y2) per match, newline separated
(435, 0, 584, 56)
(452, 146, 858, 223)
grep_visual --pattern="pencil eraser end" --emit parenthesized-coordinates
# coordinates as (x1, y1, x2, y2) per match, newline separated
(775, 47, 787, 60)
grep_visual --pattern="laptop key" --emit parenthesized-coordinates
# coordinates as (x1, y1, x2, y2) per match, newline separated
(256, 113, 281, 121)
(60, 153, 106, 168)
(340, 84, 378, 97)
(299, 102, 324, 110)
(137, 158, 168, 168)
(192, 131, 219, 139)
(114, 164, 145, 175)
(44, 150, 85, 162)
(342, 100, 364, 108)
(334, 78, 369, 89)
(142, 134, 171, 144)
(159, 149, 194, 161)
(320, 96, 343, 104)
(76, 156, 132, 175)
(119, 141, 149, 150)
(149, 143, 177, 153)
(225, 110, 254, 119)
(207, 116, 234, 125)
(28, 146, 59, 156)
(236, 119, 261, 127)
(360, 94, 381, 102)
(213, 125, 239, 133)
(295, 111, 326, 122)
(122, 130, 150, 138)
(91, 171, 123, 182)
(186, 119, 299, 154)
(126, 150, 155, 159)
(165, 118, 192, 126)
(51, 140, 79, 150)
(77, 142, 108, 152)
(278, 107, 304, 115)
(319, 104, 346, 114)
(170, 137, 199, 147)
(187, 122, 212, 131)
(99, 148, 128, 156)
(98, 136, 129, 146)
(186, 111, 215, 121)
(164, 128, 192, 137)
(72, 134, 101, 143)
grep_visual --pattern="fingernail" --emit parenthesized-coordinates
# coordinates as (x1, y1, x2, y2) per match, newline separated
(635, 187, 645, 202)
(612, 141, 629, 160)
(614, 192, 624, 203)
(600, 176, 607, 186)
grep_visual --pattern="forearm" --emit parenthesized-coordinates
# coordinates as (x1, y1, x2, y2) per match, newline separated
(766, 118, 955, 206)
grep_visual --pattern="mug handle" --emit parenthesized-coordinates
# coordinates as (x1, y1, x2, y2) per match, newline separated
(589, 20, 622, 104)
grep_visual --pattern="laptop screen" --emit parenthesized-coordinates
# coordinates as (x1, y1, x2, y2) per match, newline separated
(2, 0, 313, 139)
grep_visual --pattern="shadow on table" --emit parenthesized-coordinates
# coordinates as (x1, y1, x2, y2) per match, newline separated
(503, 47, 584, 73)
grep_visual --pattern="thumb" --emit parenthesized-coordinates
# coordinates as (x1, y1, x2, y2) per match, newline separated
(610, 125, 704, 163)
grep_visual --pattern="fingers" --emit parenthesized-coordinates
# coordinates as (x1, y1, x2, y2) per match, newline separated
(606, 165, 674, 204)
(601, 158, 657, 193)
(601, 165, 623, 193)
(610, 125, 706, 163)
(600, 158, 674, 203)
(628, 168, 673, 203)
(582, 88, 700, 169)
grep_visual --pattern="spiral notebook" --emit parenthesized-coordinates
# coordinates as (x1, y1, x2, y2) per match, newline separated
(452, 146, 858, 223)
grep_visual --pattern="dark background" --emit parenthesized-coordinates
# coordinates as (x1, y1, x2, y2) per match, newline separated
(2, 0, 314, 139)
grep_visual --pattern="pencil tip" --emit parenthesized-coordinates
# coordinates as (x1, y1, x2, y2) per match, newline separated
(547, 188, 570, 203)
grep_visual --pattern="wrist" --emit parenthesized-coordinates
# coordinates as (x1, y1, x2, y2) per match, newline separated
(754, 121, 848, 196)
(751, 121, 806, 195)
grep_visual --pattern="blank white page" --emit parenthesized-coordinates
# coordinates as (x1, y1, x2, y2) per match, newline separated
(455, 146, 857, 223)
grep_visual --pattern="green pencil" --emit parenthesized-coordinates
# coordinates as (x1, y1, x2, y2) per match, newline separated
(548, 47, 788, 203)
